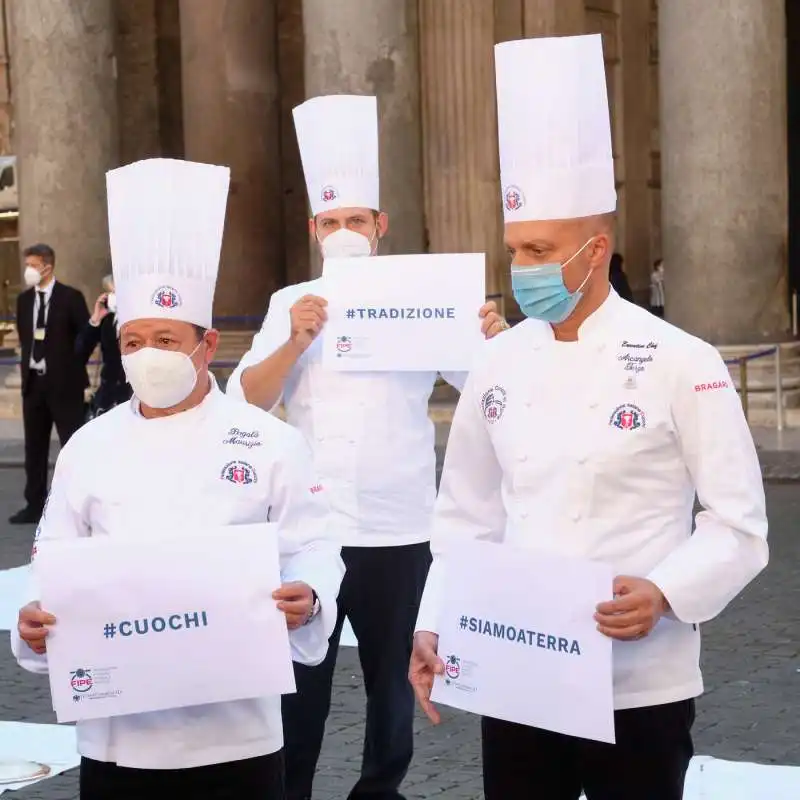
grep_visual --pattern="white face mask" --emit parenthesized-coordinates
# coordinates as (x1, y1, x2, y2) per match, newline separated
(121, 344, 201, 410)
(320, 228, 374, 259)
(106, 292, 117, 313)
(24, 266, 42, 288)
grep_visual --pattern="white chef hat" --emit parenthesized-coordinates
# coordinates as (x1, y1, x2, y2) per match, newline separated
(293, 94, 380, 216)
(106, 158, 230, 329)
(494, 34, 616, 222)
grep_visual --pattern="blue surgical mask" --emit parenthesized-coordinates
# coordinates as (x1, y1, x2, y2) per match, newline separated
(511, 238, 595, 324)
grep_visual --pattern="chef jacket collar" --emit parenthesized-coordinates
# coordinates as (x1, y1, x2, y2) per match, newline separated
(574, 286, 620, 342)
(129, 374, 219, 422)
(537, 286, 620, 347)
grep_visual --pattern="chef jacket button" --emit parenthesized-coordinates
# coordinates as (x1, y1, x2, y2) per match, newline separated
(520, 511, 529, 519)
(525, 401, 532, 408)
(589, 401, 599, 409)
(571, 512, 581, 522)
(577, 456, 587, 465)
(518, 454, 528, 462)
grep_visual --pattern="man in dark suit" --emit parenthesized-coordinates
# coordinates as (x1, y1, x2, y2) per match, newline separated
(10, 243, 90, 524)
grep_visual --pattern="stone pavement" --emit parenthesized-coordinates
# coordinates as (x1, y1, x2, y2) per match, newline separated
(0, 449, 798, 798)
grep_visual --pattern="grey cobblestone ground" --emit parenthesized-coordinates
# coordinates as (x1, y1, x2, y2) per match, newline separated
(0, 459, 797, 798)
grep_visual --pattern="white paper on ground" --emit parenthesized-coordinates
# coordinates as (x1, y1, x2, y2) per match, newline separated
(578, 756, 800, 799)
(34, 524, 295, 722)
(431, 539, 615, 743)
(0, 722, 78, 794)
(0, 566, 30, 632)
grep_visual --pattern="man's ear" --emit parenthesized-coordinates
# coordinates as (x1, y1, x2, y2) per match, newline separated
(308, 217, 317, 240)
(590, 233, 612, 268)
(376, 211, 389, 239)
(203, 329, 220, 362)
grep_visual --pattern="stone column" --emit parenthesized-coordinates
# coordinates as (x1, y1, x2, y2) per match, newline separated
(7, 0, 118, 301)
(302, 0, 424, 275)
(180, 0, 282, 319)
(419, 1, 503, 302)
(659, 0, 789, 343)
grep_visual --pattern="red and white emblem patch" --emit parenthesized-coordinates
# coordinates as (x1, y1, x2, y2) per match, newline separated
(609, 404, 646, 431)
(321, 185, 338, 203)
(503, 185, 525, 212)
(152, 286, 181, 310)
(221, 460, 257, 485)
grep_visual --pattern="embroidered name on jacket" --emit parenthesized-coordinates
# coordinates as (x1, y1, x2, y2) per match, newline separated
(223, 427, 262, 448)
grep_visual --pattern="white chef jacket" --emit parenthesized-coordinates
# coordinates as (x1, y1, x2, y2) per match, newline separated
(227, 278, 466, 548)
(11, 379, 344, 769)
(416, 290, 768, 710)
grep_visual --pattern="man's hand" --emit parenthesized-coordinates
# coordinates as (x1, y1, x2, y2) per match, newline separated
(91, 293, 110, 326)
(18, 601, 55, 655)
(289, 295, 328, 353)
(594, 576, 668, 641)
(273, 582, 315, 630)
(409, 631, 444, 724)
(479, 300, 509, 340)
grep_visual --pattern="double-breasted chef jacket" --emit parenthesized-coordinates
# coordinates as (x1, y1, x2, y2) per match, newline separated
(227, 278, 466, 548)
(416, 289, 768, 710)
(12, 379, 345, 769)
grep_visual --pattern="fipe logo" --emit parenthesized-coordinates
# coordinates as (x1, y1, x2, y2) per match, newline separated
(70, 668, 93, 694)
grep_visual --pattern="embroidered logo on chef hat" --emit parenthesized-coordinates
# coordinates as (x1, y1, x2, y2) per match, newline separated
(321, 185, 338, 204)
(221, 460, 258, 486)
(481, 385, 507, 423)
(152, 286, 182, 310)
(503, 185, 525, 213)
(609, 404, 646, 431)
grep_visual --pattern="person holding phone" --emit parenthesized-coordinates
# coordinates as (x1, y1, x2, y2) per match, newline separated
(76, 273, 132, 418)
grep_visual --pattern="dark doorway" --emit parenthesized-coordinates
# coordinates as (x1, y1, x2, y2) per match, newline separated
(787, 0, 800, 327)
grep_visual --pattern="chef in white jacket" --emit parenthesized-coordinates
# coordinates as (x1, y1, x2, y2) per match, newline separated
(12, 158, 344, 800)
(227, 94, 507, 800)
(409, 35, 769, 800)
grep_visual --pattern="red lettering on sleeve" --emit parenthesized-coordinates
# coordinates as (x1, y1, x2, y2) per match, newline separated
(309, 484, 324, 495)
(694, 381, 730, 393)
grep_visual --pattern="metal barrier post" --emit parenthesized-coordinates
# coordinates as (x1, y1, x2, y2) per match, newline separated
(775, 346, 784, 432)
(739, 358, 749, 421)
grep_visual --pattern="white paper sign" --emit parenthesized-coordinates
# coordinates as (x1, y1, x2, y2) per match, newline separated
(431, 540, 615, 743)
(34, 524, 295, 723)
(321, 253, 486, 372)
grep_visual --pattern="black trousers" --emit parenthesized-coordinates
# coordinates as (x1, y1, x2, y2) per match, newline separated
(79, 752, 285, 799)
(482, 699, 695, 800)
(282, 542, 432, 800)
(22, 373, 85, 512)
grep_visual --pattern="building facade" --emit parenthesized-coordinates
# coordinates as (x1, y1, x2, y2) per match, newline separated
(0, 0, 795, 344)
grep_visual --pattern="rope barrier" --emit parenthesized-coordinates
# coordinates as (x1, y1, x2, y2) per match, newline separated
(723, 347, 778, 366)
